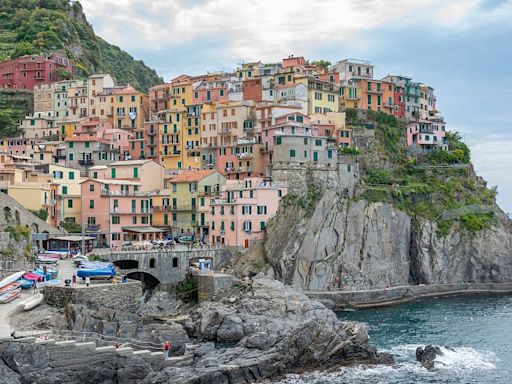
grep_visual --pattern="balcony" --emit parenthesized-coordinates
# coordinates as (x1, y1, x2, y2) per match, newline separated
(100, 189, 150, 197)
(346, 95, 361, 101)
(86, 224, 100, 231)
(170, 205, 196, 212)
(219, 129, 231, 136)
(383, 102, 394, 109)
(236, 152, 253, 160)
(147, 131, 157, 136)
(78, 159, 94, 166)
(112, 207, 153, 214)
(152, 205, 172, 212)
(163, 151, 181, 157)
(367, 88, 383, 94)
(53, 154, 66, 160)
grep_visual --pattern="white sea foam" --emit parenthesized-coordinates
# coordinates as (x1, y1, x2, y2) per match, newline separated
(269, 344, 497, 384)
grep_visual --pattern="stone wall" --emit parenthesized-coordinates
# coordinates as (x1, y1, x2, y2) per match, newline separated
(197, 273, 235, 302)
(307, 282, 512, 309)
(0, 191, 60, 234)
(44, 281, 142, 311)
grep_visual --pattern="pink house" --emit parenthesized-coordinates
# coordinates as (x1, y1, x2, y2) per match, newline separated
(406, 118, 447, 151)
(192, 81, 229, 104)
(261, 112, 320, 157)
(209, 177, 288, 248)
(81, 178, 163, 249)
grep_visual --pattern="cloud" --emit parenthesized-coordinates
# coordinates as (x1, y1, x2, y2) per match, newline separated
(80, 0, 490, 62)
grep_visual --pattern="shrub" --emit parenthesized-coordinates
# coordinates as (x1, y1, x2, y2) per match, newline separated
(338, 146, 360, 155)
(460, 212, 495, 233)
(6, 225, 30, 241)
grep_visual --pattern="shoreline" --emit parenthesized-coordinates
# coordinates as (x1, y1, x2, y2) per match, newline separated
(305, 282, 512, 309)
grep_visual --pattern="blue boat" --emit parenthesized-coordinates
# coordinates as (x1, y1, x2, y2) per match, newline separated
(76, 265, 116, 279)
(18, 278, 34, 289)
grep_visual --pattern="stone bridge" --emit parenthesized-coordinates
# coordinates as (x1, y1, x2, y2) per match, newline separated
(103, 248, 231, 286)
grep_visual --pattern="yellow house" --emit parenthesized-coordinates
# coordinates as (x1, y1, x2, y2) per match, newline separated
(340, 82, 361, 110)
(165, 170, 226, 236)
(295, 76, 340, 114)
(113, 86, 149, 130)
(150, 189, 171, 230)
(7, 176, 53, 224)
(159, 79, 201, 170)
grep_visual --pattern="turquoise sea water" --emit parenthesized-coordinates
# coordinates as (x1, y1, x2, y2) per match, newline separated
(274, 295, 512, 383)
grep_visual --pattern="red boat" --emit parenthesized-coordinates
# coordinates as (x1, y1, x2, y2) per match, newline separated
(22, 272, 43, 282)
(0, 282, 20, 295)
(0, 287, 21, 303)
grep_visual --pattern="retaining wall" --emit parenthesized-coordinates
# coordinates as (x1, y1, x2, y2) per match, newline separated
(44, 281, 142, 311)
(306, 282, 512, 309)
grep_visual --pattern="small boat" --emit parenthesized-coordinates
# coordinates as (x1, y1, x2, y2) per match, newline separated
(36, 279, 60, 288)
(0, 287, 21, 303)
(73, 253, 89, 266)
(36, 256, 59, 265)
(37, 266, 58, 279)
(18, 279, 34, 289)
(77, 265, 116, 279)
(22, 272, 43, 282)
(0, 282, 20, 295)
(79, 261, 111, 270)
(22, 293, 44, 310)
(0, 271, 25, 289)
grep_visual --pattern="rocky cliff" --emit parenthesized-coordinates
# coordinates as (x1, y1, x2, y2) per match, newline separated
(3, 278, 392, 383)
(264, 111, 512, 292)
(265, 193, 512, 292)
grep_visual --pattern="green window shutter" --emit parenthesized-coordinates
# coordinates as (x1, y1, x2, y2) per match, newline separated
(260, 221, 266, 230)
(69, 142, 74, 149)
(69, 172, 74, 180)
(131, 95, 135, 102)
(111, 168, 116, 178)
(62, 186, 68, 194)
(89, 200, 94, 209)
(67, 199, 73, 208)
(289, 149, 296, 157)
(133, 167, 139, 178)
(276, 137, 282, 145)
(131, 199, 136, 213)
(164, 214, 168, 226)
(85, 142, 90, 148)
(69, 153, 74, 161)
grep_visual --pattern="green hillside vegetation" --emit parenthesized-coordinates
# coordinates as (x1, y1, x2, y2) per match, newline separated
(347, 109, 497, 236)
(0, 89, 33, 138)
(0, 0, 162, 91)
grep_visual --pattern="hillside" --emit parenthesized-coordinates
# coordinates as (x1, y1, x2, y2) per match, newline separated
(262, 110, 512, 291)
(0, 89, 33, 137)
(0, 0, 162, 91)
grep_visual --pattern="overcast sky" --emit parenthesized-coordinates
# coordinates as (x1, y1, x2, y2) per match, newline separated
(80, 0, 512, 213)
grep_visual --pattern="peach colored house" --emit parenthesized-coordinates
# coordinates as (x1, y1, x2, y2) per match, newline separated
(192, 80, 229, 104)
(209, 178, 288, 248)
(107, 159, 164, 192)
(81, 178, 163, 249)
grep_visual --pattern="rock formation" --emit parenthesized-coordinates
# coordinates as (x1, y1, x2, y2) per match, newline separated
(265, 192, 512, 292)
(2, 278, 392, 383)
(416, 345, 443, 370)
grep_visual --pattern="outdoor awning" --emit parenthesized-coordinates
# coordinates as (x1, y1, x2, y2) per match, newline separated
(121, 226, 165, 233)
(48, 236, 96, 242)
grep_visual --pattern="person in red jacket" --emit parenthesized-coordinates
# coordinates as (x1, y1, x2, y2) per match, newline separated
(163, 341, 172, 358)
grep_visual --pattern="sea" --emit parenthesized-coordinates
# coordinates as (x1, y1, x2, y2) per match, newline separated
(272, 295, 512, 383)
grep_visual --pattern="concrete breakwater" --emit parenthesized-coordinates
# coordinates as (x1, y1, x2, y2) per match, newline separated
(306, 282, 512, 309)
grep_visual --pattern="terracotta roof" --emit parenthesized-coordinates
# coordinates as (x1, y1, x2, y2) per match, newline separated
(170, 169, 216, 183)
(112, 86, 139, 95)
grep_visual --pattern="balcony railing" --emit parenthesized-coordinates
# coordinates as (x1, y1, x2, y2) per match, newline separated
(366, 88, 383, 94)
(78, 159, 94, 165)
(100, 189, 151, 197)
(86, 224, 100, 231)
(112, 207, 153, 214)
(53, 154, 66, 160)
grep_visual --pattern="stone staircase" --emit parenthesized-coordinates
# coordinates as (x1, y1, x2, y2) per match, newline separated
(2, 336, 196, 369)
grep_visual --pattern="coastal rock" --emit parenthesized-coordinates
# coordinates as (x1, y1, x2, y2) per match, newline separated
(265, 190, 512, 292)
(416, 345, 443, 370)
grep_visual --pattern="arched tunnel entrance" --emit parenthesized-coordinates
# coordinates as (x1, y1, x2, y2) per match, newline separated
(126, 271, 160, 290)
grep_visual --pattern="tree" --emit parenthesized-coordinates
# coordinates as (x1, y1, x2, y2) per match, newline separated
(313, 60, 332, 73)
(60, 221, 82, 233)
(30, 208, 49, 221)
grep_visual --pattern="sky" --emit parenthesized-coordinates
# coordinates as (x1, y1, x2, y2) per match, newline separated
(80, 0, 512, 214)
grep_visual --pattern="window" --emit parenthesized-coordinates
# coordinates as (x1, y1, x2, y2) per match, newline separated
(132, 216, 137, 224)
(289, 149, 296, 157)
(276, 137, 282, 145)
(93, 172, 98, 178)
(172, 257, 178, 268)
(69, 172, 75, 180)
(315, 139, 322, 146)
(367, 94, 372, 105)
(85, 141, 90, 148)
(112, 233, 120, 241)
(149, 258, 155, 268)
(69, 153, 74, 161)
(62, 186, 68, 195)
(89, 184, 94, 192)
(260, 221, 266, 230)
(131, 95, 135, 102)
(67, 199, 73, 208)
(133, 167, 139, 178)
(111, 168, 116, 179)
(89, 200, 94, 209)
(112, 216, 120, 224)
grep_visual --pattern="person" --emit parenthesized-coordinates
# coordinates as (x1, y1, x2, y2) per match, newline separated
(163, 341, 172, 358)
(112, 276, 117, 285)
(32, 279, 37, 293)
(72, 274, 77, 288)
(85, 276, 90, 287)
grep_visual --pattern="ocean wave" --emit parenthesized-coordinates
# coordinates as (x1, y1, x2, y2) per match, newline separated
(269, 344, 497, 384)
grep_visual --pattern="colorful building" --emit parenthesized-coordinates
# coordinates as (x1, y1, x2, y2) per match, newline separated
(406, 117, 447, 151)
(0, 54, 72, 90)
(209, 177, 287, 247)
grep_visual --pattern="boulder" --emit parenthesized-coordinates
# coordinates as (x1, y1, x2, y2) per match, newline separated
(416, 345, 443, 370)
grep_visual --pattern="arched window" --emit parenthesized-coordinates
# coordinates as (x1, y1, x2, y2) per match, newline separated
(149, 258, 155, 268)
(172, 257, 178, 268)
